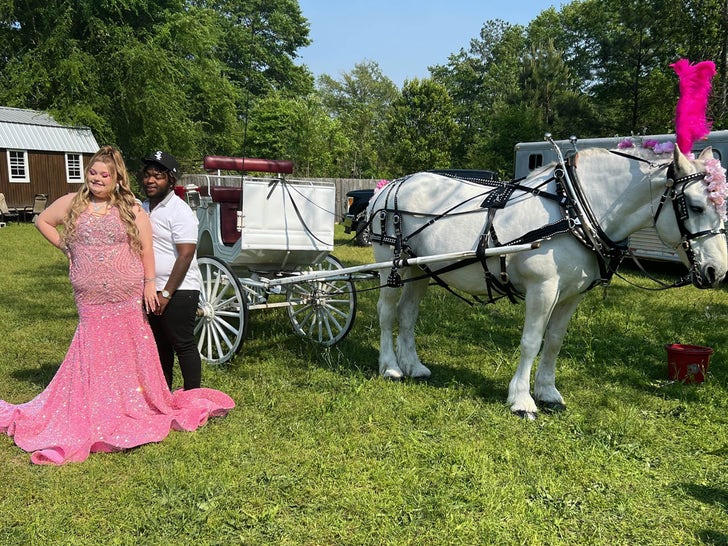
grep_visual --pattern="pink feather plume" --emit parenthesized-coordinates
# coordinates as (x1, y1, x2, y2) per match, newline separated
(671, 58, 716, 153)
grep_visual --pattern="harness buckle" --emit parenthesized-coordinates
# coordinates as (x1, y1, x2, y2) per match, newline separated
(387, 268, 402, 287)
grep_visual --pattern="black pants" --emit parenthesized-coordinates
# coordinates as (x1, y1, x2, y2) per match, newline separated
(148, 290, 201, 390)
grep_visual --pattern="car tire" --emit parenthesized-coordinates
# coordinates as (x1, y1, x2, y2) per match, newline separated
(354, 212, 371, 246)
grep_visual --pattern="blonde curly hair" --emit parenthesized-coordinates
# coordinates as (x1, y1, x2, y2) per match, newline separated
(60, 145, 143, 254)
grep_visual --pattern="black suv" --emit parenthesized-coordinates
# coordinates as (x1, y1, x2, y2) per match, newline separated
(342, 170, 499, 246)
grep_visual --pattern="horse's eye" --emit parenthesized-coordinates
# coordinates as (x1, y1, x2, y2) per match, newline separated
(689, 205, 704, 214)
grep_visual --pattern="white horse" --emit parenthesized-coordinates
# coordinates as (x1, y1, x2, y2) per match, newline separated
(368, 145, 728, 418)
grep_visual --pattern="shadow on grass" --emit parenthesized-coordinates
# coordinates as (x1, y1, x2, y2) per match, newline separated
(681, 482, 728, 545)
(682, 482, 728, 510)
(10, 361, 60, 386)
(225, 285, 512, 404)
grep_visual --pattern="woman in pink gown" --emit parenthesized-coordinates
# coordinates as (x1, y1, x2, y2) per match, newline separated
(0, 146, 234, 465)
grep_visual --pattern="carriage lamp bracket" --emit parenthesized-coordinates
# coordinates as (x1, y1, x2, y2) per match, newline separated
(184, 184, 201, 211)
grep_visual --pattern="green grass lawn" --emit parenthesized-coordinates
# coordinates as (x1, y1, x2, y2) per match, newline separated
(0, 222, 727, 545)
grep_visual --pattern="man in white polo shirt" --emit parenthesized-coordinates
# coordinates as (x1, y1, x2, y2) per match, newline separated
(141, 151, 202, 390)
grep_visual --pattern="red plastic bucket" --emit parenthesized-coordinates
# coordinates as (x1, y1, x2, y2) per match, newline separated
(665, 344, 714, 384)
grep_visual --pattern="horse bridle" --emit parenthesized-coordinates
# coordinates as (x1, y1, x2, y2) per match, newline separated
(652, 164, 726, 285)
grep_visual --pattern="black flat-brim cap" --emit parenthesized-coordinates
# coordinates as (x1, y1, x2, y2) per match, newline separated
(142, 150, 180, 175)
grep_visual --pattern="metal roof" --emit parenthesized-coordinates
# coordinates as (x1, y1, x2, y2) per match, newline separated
(0, 106, 99, 153)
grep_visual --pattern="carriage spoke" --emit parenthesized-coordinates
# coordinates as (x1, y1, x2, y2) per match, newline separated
(312, 308, 336, 343)
(195, 323, 209, 360)
(213, 314, 242, 338)
(208, 319, 234, 350)
(210, 322, 225, 359)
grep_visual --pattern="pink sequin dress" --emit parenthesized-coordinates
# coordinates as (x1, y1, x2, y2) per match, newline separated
(0, 208, 234, 465)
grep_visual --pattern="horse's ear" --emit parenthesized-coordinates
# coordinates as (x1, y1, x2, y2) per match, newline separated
(698, 147, 713, 160)
(673, 143, 692, 172)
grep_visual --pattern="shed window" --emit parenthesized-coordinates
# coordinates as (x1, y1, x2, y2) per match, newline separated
(8, 150, 29, 183)
(66, 153, 83, 183)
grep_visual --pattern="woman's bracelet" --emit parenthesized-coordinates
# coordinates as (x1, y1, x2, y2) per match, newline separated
(144, 277, 156, 283)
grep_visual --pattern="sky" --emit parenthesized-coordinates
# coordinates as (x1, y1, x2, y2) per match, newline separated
(296, 0, 561, 87)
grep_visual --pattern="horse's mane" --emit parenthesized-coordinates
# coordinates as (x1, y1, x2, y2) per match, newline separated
(608, 146, 672, 161)
(574, 146, 674, 163)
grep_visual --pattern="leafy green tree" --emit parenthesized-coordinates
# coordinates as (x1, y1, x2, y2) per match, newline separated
(517, 39, 600, 141)
(317, 61, 399, 178)
(558, 0, 686, 134)
(196, 0, 313, 97)
(383, 78, 459, 176)
(430, 20, 527, 168)
(245, 91, 348, 176)
(475, 104, 542, 176)
(662, 0, 728, 126)
(0, 0, 312, 167)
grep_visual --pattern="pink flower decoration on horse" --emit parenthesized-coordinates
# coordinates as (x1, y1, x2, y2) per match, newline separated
(704, 157, 728, 221)
(374, 179, 391, 193)
(642, 139, 674, 154)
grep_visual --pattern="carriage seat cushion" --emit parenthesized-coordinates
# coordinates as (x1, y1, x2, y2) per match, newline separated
(199, 186, 242, 244)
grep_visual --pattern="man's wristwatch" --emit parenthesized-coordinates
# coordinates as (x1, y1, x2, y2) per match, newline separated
(161, 290, 171, 299)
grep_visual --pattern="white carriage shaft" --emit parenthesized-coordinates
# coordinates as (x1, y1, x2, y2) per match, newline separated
(257, 243, 542, 288)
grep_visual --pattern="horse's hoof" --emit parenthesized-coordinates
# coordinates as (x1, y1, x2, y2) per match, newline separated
(382, 370, 404, 381)
(538, 401, 567, 414)
(513, 410, 537, 421)
(410, 368, 431, 381)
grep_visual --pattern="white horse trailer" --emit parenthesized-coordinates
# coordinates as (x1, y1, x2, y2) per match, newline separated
(514, 130, 728, 263)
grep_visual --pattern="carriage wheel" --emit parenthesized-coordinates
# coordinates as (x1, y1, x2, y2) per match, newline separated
(286, 255, 357, 346)
(195, 256, 248, 365)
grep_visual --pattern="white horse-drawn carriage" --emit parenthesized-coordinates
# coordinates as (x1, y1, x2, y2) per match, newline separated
(181, 136, 728, 418)
(178, 156, 356, 365)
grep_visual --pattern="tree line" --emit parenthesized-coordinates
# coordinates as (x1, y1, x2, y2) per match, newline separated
(2, 0, 728, 179)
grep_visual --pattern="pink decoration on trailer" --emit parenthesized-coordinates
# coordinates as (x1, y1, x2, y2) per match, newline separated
(671, 58, 716, 153)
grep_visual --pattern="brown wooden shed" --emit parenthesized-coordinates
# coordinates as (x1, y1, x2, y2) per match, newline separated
(0, 106, 99, 211)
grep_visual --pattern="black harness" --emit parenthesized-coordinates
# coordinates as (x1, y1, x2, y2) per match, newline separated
(368, 153, 722, 302)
